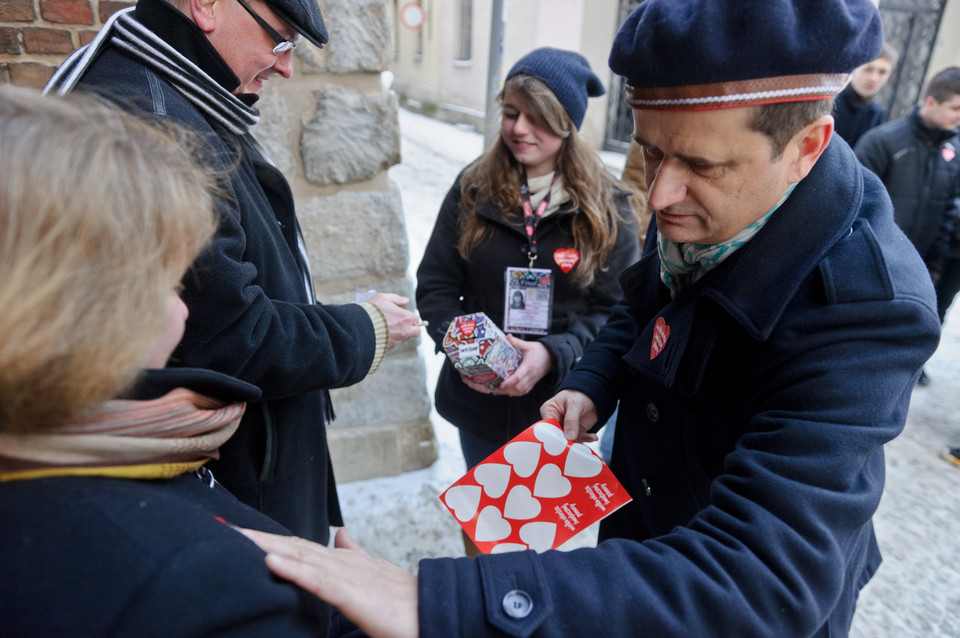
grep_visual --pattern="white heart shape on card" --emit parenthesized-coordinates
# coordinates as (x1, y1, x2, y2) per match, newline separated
(519, 521, 557, 552)
(503, 485, 541, 520)
(474, 463, 511, 499)
(490, 543, 528, 554)
(533, 463, 571, 498)
(503, 441, 541, 478)
(443, 485, 482, 522)
(563, 443, 603, 478)
(475, 505, 512, 542)
(534, 421, 568, 456)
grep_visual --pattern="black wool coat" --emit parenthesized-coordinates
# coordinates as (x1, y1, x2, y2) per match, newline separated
(70, 0, 377, 542)
(416, 173, 639, 445)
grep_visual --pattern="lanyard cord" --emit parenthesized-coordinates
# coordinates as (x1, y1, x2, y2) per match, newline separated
(520, 171, 560, 267)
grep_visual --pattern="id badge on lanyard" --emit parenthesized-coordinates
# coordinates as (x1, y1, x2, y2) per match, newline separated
(504, 267, 553, 334)
(504, 172, 557, 335)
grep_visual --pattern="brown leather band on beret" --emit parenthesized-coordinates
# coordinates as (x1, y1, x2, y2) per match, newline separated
(625, 73, 849, 110)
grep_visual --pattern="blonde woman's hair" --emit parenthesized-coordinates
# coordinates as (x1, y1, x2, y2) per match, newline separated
(0, 86, 219, 432)
(457, 73, 634, 287)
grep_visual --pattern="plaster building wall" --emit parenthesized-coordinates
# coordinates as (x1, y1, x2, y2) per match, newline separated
(925, 0, 960, 82)
(389, 0, 619, 150)
(0, 0, 437, 484)
(392, 0, 960, 151)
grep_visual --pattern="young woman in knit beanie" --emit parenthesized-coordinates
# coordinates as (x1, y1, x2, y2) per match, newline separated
(416, 47, 641, 555)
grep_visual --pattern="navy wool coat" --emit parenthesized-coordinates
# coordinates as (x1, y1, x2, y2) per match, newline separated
(415, 136, 940, 637)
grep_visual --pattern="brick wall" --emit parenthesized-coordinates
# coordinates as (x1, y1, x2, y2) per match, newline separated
(0, 0, 134, 87)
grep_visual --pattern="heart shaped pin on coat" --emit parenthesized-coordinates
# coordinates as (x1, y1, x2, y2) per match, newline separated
(651, 316, 670, 360)
(554, 248, 580, 274)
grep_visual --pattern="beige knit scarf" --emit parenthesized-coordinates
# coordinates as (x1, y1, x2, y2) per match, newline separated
(0, 388, 244, 482)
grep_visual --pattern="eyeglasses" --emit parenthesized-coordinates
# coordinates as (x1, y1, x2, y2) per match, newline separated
(235, 0, 297, 55)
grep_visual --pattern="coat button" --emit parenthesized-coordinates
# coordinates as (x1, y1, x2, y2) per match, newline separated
(642, 478, 652, 496)
(502, 590, 534, 619)
(646, 403, 659, 422)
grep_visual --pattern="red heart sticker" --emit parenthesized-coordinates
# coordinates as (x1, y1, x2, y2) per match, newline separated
(943, 146, 956, 163)
(458, 319, 476, 339)
(554, 248, 580, 274)
(440, 419, 632, 554)
(650, 316, 670, 360)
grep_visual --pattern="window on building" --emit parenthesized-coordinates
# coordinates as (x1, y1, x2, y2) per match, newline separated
(457, 0, 472, 62)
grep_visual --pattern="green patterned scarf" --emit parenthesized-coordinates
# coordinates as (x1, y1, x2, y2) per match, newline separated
(658, 183, 797, 296)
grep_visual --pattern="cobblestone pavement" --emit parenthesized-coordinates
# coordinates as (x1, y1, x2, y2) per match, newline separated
(338, 109, 960, 637)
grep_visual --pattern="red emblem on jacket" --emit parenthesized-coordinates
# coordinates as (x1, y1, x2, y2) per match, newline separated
(943, 146, 956, 163)
(650, 316, 670, 360)
(554, 248, 580, 273)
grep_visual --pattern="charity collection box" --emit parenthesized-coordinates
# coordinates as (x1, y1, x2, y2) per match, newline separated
(442, 312, 521, 387)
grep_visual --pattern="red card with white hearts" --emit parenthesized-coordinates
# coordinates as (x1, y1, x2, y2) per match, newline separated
(440, 419, 632, 553)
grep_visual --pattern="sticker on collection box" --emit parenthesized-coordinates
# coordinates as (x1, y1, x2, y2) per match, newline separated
(441, 312, 521, 388)
(440, 418, 632, 553)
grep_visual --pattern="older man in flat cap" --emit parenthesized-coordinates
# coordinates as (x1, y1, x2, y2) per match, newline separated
(238, 1, 941, 636)
(43, 0, 423, 546)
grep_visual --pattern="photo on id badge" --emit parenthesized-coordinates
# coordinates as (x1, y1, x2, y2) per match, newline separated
(504, 267, 553, 335)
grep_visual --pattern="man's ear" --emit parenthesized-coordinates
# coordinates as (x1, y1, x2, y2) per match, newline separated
(786, 114, 834, 183)
(187, 0, 219, 33)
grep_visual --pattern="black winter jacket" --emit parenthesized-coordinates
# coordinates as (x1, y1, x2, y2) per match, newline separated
(416, 173, 639, 445)
(855, 107, 960, 261)
(833, 83, 887, 148)
(69, 0, 377, 542)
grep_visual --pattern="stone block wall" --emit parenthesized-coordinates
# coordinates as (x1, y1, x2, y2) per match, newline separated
(0, 0, 437, 483)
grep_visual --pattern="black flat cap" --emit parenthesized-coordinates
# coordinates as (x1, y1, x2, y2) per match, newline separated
(265, 0, 328, 48)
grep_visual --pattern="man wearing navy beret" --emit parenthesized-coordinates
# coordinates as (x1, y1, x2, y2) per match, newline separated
(43, 0, 424, 547)
(240, 1, 941, 636)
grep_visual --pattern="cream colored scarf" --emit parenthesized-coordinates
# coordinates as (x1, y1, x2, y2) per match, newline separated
(527, 171, 572, 217)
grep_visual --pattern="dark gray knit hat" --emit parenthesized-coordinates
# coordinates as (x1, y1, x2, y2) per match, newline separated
(506, 47, 605, 129)
(264, 0, 328, 48)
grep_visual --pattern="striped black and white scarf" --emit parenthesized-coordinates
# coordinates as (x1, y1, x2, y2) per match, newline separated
(44, 7, 258, 136)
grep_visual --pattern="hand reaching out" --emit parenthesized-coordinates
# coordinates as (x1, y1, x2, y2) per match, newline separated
(239, 527, 419, 638)
(541, 389, 599, 442)
(367, 293, 422, 351)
